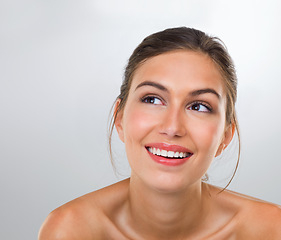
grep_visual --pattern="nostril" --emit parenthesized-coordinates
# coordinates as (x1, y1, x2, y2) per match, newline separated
(158, 109, 187, 137)
(159, 120, 186, 137)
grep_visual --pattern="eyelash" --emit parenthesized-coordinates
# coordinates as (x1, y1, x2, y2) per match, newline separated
(141, 95, 164, 105)
(188, 101, 213, 113)
(140, 95, 213, 113)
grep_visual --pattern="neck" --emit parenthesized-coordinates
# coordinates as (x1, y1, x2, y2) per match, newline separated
(125, 175, 211, 239)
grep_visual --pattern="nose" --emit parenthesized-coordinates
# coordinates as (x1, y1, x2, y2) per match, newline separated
(159, 107, 187, 138)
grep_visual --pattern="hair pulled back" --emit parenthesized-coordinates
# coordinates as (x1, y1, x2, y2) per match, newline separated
(109, 27, 240, 188)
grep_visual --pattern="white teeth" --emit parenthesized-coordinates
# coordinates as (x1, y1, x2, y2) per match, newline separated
(148, 147, 189, 158)
(168, 151, 174, 158)
(156, 148, 161, 155)
(161, 150, 167, 157)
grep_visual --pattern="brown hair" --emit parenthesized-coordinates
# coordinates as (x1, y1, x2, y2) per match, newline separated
(108, 27, 240, 189)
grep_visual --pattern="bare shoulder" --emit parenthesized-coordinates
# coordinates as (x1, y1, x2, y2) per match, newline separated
(38, 197, 104, 240)
(235, 196, 281, 239)
(209, 185, 281, 239)
(38, 179, 130, 240)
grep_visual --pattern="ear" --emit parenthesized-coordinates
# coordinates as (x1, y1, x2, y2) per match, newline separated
(114, 99, 124, 142)
(215, 122, 235, 157)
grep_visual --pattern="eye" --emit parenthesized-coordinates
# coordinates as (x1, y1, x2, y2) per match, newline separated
(141, 96, 163, 105)
(188, 102, 212, 113)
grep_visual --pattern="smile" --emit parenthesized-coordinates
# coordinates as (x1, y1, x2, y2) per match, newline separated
(147, 147, 191, 158)
(145, 143, 193, 166)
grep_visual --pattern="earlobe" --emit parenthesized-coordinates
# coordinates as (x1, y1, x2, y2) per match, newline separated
(114, 99, 124, 142)
(215, 123, 235, 157)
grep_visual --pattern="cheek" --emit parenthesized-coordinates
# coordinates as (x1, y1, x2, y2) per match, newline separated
(190, 118, 225, 153)
(123, 106, 159, 143)
(122, 106, 161, 171)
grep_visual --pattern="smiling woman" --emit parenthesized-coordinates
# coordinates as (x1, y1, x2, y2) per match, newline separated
(114, 50, 231, 195)
(38, 27, 281, 240)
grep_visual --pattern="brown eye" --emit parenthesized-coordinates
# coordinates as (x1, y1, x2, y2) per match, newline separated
(188, 102, 211, 113)
(142, 96, 163, 105)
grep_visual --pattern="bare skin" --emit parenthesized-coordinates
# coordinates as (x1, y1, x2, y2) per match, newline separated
(38, 178, 281, 240)
(39, 51, 281, 239)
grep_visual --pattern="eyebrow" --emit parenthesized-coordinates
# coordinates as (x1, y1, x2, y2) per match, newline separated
(190, 88, 221, 99)
(135, 81, 168, 92)
(135, 80, 221, 99)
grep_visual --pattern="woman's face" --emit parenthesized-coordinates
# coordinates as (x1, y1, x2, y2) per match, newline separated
(116, 50, 233, 192)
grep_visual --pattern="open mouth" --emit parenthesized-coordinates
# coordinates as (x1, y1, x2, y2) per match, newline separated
(146, 147, 193, 159)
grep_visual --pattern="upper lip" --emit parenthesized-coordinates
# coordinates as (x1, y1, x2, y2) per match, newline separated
(145, 142, 193, 154)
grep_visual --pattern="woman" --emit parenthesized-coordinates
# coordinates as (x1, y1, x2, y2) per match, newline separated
(39, 27, 281, 239)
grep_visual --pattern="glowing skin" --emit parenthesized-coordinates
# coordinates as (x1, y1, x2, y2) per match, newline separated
(115, 50, 233, 193)
(39, 50, 281, 240)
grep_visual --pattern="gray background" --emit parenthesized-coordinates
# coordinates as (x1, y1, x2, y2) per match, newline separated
(1, 1, 281, 239)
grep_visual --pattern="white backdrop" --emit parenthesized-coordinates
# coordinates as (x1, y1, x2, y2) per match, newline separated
(1, 1, 281, 239)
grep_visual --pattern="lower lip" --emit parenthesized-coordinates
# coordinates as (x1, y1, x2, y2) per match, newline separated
(147, 150, 190, 166)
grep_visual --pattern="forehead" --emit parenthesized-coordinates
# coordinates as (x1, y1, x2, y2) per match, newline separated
(130, 50, 225, 95)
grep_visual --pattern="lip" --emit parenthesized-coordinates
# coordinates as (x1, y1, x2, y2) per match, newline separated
(145, 143, 193, 166)
(146, 143, 192, 153)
